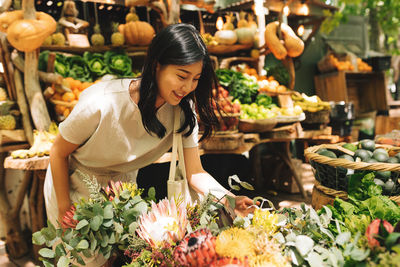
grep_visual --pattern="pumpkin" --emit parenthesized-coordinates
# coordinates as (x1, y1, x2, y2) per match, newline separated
(235, 28, 254, 45)
(281, 23, 304, 57)
(5, 12, 56, 52)
(214, 30, 237, 45)
(264, 21, 287, 60)
(0, 10, 24, 32)
(118, 21, 155, 46)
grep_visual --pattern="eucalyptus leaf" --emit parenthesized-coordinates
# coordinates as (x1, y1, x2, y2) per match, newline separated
(103, 204, 113, 219)
(239, 181, 254, 190)
(82, 249, 92, 258)
(39, 248, 56, 258)
(92, 203, 103, 216)
(230, 185, 240, 191)
(350, 247, 370, 261)
(76, 219, 89, 230)
(148, 187, 156, 199)
(76, 239, 89, 250)
(306, 251, 324, 267)
(32, 231, 46, 245)
(41, 227, 56, 241)
(103, 219, 113, 228)
(80, 224, 90, 236)
(335, 232, 351, 246)
(128, 222, 138, 234)
(90, 238, 98, 252)
(69, 237, 80, 248)
(90, 216, 103, 231)
(109, 233, 116, 244)
(114, 222, 124, 234)
(55, 244, 66, 257)
(295, 235, 314, 256)
(56, 256, 70, 267)
(43, 259, 55, 267)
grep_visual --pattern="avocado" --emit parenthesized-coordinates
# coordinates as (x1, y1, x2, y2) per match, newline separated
(384, 179, 396, 193)
(373, 149, 389, 162)
(374, 178, 385, 187)
(395, 152, 400, 160)
(360, 139, 375, 151)
(316, 148, 328, 154)
(354, 149, 371, 162)
(375, 171, 391, 182)
(366, 158, 378, 163)
(387, 157, 399, 164)
(339, 154, 355, 162)
(318, 150, 337, 158)
(342, 143, 358, 152)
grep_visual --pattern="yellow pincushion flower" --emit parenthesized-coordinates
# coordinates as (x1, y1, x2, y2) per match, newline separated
(250, 233, 290, 267)
(252, 209, 278, 234)
(216, 227, 255, 260)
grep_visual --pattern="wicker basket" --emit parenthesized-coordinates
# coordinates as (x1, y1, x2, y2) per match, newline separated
(305, 143, 400, 194)
(312, 181, 400, 210)
(238, 117, 278, 133)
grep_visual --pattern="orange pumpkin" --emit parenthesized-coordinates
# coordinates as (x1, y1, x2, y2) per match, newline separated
(1, 11, 56, 52)
(118, 21, 155, 46)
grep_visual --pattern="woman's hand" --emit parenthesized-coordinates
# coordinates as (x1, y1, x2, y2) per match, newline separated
(233, 195, 257, 217)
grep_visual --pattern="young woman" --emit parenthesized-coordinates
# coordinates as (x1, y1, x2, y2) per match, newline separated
(44, 24, 255, 262)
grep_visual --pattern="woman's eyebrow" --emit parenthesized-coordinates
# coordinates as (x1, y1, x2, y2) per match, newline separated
(177, 68, 190, 74)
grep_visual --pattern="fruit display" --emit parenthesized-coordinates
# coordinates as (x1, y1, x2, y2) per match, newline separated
(50, 77, 96, 119)
(357, 58, 373, 72)
(111, 22, 125, 46)
(11, 127, 57, 159)
(375, 130, 400, 147)
(210, 86, 240, 132)
(291, 92, 330, 112)
(315, 139, 400, 195)
(118, 20, 155, 46)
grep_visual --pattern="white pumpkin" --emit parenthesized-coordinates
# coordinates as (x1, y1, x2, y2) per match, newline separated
(214, 30, 237, 45)
(235, 28, 254, 45)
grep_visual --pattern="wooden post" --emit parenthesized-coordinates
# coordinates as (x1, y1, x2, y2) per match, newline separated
(14, 69, 34, 145)
(22, 0, 51, 131)
(0, 152, 29, 258)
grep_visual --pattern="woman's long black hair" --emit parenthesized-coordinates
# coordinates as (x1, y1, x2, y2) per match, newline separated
(138, 23, 219, 141)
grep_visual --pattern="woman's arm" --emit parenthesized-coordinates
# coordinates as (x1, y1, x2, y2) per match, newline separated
(183, 147, 255, 216)
(50, 134, 80, 223)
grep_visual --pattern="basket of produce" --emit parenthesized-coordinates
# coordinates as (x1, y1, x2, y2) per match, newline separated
(305, 140, 400, 195)
(292, 92, 331, 124)
(239, 117, 278, 133)
(375, 130, 400, 147)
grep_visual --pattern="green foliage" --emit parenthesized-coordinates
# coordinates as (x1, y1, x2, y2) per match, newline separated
(215, 69, 259, 104)
(265, 64, 290, 87)
(321, 0, 400, 53)
(32, 178, 150, 266)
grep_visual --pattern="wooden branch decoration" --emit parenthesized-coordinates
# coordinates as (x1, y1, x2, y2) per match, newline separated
(22, 0, 51, 131)
(11, 51, 63, 85)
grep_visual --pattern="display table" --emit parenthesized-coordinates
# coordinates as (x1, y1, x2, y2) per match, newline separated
(3, 155, 48, 260)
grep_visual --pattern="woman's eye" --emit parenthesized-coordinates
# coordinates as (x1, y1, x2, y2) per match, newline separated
(177, 75, 185, 80)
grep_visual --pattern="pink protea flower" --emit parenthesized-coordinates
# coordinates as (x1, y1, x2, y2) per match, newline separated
(209, 257, 249, 267)
(101, 180, 123, 201)
(61, 205, 78, 229)
(136, 197, 187, 248)
(174, 228, 217, 266)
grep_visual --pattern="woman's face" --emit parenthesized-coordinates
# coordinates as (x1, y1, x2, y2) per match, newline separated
(155, 61, 203, 107)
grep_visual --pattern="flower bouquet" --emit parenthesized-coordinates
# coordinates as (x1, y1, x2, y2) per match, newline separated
(33, 172, 400, 266)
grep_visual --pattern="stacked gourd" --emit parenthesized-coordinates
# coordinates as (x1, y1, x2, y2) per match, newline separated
(118, 7, 155, 46)
(214, 12, 256, 46)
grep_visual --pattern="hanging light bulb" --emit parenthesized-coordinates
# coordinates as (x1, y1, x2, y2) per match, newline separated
(283, 4, 290, 16)
(297, 25, 305, 36)
(299, 1, 309, 16)
(216, 16, 224, 31)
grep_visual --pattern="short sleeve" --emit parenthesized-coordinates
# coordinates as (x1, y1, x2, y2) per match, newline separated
(58, 85, 103, 145)
(182, 101, 199, 148)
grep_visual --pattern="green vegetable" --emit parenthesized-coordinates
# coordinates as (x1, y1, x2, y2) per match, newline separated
(265, 64, 290, 87)
(255, 94, 275, 108)
(54, 54, 70, 78)
(216, 69, 258, 104)
(83, 52, 107, 78)
(67, 56, 91, 82)
(38, 50, 50, 72)
(104, 51, 133, 77)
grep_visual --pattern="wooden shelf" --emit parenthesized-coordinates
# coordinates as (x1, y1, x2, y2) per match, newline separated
(40, 45, 149, 54)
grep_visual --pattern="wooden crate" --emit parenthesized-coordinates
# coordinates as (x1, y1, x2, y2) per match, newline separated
(0, 130, 26, 145)
(314, 71, 388, 115)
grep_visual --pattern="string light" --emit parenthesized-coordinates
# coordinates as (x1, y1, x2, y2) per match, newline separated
(46, 0, 53, 6)
(299, 0, 309, 16)
(283, 4, 290, 16)
(297, 25, 305, 36)
(216, 16, 223, 31)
